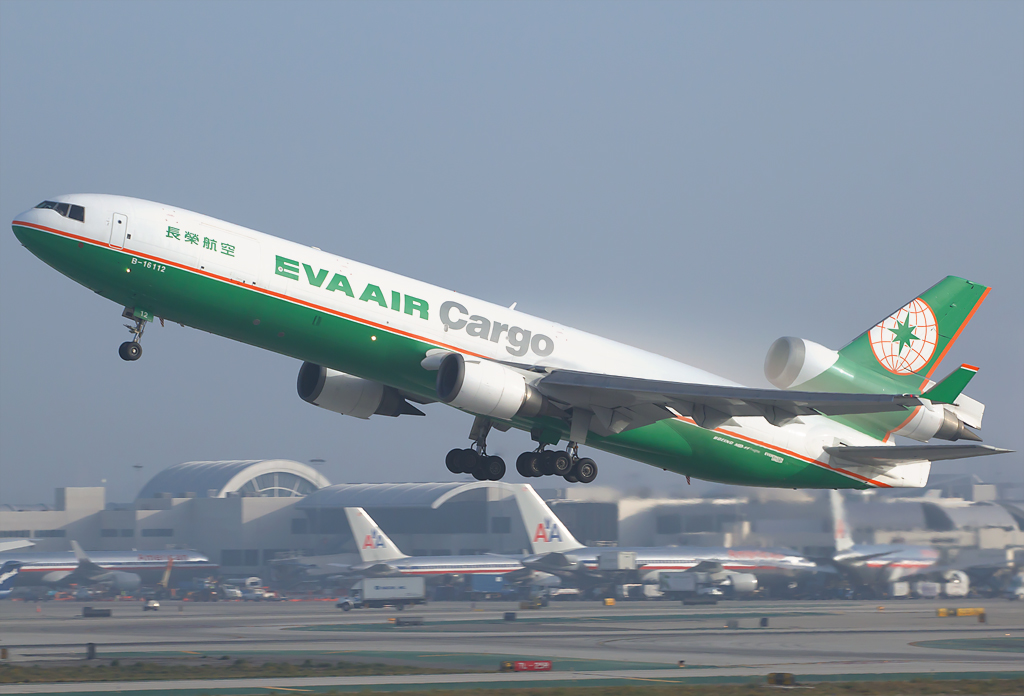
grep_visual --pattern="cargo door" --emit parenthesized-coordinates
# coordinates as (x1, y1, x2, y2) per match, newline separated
(109, 213, 128, 249)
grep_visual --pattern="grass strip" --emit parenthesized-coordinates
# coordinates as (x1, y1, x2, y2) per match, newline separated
(0, 658, 458, 684)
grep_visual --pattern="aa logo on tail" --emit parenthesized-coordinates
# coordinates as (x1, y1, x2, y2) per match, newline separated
(868, 298, 938, 375)
(533, 519, 563, 543)
(362, 531, 387, 549)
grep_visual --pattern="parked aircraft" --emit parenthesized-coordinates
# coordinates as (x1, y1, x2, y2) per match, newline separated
(0, 543, 218, 588)
(0, 561, 23, 598)
(12, 196, 1010, 488)
(510, 484, 819, 596)
(333, 507, 530, 582)
(828, 490, 953, 596)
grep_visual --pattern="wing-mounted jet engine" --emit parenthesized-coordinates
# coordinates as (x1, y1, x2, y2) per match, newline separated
(297, 362, 425, 419)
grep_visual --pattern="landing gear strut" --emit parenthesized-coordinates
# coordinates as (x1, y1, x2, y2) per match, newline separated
(118, 308, 146, 362)
(445, 417, 506, 481)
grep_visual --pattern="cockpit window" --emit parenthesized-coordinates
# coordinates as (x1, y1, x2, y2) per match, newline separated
(35, 200, 85, 222)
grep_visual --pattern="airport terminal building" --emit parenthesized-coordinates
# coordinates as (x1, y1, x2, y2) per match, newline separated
(2, 460, 1022, 580)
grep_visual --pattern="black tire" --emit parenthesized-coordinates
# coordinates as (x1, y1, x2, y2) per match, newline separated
(119, 341, 141, 361)
(539, 450, 557, 475)
(551, 451, 573, 476)
(575, 458, 598, 484)
(456, 448, 478, 474)
(521, 452, 543, 477)
(471, 459, 489, 480)
(445, 449, 463, 474)
(515, 452, 533, 477)
(563, 473, 578, 483)
(483, 455, 506, 481)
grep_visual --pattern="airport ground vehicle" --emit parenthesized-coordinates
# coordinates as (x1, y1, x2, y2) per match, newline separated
(337, 577, 426, 610)
(12, 196, 1010, 490)
(143, 599, 160, 611)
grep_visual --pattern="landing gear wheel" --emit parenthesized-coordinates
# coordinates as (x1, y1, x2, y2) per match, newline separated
(515, 452, 533, 477)
(445, 449, 463, 474)
(563, 473, 579, 483)
(471, 461, 489, 480)
(517, 452, 543, 477)
(118, 341, 142, 361)
(458, 448, 479, 474)
(551, 451, 573, 476)
(482, 455, 506, 481)
(539, 451, 557, 475)
(574, 457, 598, 484)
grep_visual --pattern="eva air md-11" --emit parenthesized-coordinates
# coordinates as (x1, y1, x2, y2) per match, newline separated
(12, 195, 1010, 488)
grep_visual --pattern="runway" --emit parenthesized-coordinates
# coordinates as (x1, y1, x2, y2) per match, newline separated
(1, 598, 1021, 693)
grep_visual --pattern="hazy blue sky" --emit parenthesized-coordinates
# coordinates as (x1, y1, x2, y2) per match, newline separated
(1, 1, 1021, 505)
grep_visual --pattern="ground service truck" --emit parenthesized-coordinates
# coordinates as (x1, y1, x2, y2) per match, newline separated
(336, 577, 426, 610)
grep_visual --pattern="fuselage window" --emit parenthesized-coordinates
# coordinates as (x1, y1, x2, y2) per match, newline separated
(35, 200, 86, 222)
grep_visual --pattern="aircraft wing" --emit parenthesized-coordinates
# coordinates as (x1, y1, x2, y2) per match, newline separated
(824, 444, 1011, 466)
(0, 540, 34, 553)
(536, 369, 922, 432)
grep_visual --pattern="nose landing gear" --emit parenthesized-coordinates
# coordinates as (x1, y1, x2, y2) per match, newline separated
(118, 308, 148, 362)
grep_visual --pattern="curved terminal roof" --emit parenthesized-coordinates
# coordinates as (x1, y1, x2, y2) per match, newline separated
(137, 460, 330, 499)
(298, 482, 518, 509)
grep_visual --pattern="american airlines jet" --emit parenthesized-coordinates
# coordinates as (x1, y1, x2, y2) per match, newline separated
(511, 484, 816, 596)
(12, 195, 1009, 488)
(336, 507, 528, 580)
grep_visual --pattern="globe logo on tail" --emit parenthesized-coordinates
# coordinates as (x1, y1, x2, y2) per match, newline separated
(868, 298, 938, 375)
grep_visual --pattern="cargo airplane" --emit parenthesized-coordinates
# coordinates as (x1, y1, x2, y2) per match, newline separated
(12, 195, 1011, 488)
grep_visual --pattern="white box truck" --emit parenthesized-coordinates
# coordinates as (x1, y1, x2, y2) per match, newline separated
(337, 577, 426, 610)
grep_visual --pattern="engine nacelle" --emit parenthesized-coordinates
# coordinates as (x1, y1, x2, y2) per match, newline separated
(297, 363, 421, 419)
(893, 401, 980, 442)
(725, 572, 758, 594)
(436, 353, 549, 421)
(764, 337, 840, 389)
(107, 570, 141, 592)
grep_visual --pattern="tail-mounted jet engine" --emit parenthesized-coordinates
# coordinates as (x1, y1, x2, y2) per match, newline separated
(764, 337, 980, 442)
(435, 353, 554, 421)
(297, 362, 424, 419)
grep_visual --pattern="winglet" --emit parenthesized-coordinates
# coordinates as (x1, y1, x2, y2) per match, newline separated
(923, 364, 979, 405)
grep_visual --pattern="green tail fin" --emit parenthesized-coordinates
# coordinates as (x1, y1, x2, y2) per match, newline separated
(838, 276, 989, 392)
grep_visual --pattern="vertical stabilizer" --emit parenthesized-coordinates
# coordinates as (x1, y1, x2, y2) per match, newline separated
(836, 276, 989, 391)
(511, 484, 584, 554)
(344, 507, 407, 563)
(70, 539, 89, 562)
(829, 490, 855, 553)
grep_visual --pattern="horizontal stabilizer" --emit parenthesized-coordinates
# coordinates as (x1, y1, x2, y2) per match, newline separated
(825, 444, 1011, 466)
(923, 364, 979, 405)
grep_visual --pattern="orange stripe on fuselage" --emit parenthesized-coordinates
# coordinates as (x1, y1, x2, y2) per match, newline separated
(13, 221, 491, 361)
(673, 416, 892, 488)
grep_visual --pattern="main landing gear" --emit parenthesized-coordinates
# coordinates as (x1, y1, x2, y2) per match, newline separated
(515, 444, 598, 484)
(445, 418, 599, 484)
(118, 309, 146, 362)
(446, 418, 506, 481)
